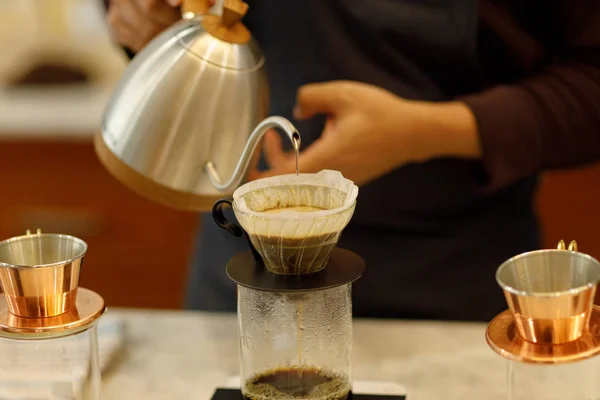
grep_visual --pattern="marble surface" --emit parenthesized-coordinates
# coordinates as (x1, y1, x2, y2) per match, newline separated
(102, 308, 510, 400)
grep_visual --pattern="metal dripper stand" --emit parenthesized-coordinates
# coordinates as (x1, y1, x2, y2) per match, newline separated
(213, 170, 364, 400)
(486, 240, 600, 400)
(0, 229, 106, 399)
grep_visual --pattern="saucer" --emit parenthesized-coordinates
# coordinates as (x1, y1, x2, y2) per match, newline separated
(486, 306, 600, 364)
(0, 288, 105, 339)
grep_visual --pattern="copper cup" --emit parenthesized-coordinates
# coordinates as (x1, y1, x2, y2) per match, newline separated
(496, 243, 600, 345)
(0, 231, 87, 318)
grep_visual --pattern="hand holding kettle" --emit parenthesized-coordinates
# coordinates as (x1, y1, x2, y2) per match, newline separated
(107, 0, 216, 53)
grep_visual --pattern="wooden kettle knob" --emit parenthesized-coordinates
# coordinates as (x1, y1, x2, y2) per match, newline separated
(201, 0, 250, 44)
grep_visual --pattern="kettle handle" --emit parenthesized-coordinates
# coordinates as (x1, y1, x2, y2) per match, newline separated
(212, 199, 263, 264)
(204, 116, 300, 192)
(181, 0, 211, 18)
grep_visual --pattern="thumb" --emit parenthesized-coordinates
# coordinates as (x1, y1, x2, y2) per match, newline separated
(294, 82, 346, 120)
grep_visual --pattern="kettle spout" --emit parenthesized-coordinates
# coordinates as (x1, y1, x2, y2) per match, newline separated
(204, 116, 301, 192)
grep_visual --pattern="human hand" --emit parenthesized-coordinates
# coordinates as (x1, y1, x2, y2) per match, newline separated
(249, 81, 479, 186)
(107, 0, 215, 53)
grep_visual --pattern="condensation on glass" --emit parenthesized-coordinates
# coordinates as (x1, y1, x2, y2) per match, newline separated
(238, 284, 353, 400)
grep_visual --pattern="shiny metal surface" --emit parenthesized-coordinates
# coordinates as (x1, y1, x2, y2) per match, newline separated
(205, 116, 299, 190)
(0, 231, 87, 318)
(495, 242, 600, 345)
(486, 307, 600, 364)
(100, 13, 270, 199)
(0, 288, 105, 339)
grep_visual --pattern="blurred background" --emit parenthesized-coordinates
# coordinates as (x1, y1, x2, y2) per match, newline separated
(0, 0, 598, 309)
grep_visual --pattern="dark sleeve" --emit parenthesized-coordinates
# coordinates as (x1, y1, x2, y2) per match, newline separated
(459, 1, 600, 192)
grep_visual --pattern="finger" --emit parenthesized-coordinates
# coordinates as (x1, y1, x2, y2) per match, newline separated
(135, 0, 181, 26)
(294, 82, 347, 120)
(107, 8, 145, 51)
(263, 130, 288, 168)
(111, 1, 148, 33)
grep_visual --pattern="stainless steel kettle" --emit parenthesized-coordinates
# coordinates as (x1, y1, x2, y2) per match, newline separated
(95, 0, 299, 211)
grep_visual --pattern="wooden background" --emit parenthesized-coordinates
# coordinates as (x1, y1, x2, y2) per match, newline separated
(0, 137, 599, 308)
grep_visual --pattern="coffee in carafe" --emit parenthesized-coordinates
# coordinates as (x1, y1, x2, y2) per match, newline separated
(243, 367, 350, 400)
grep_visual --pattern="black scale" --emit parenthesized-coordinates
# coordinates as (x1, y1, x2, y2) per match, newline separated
(211, 388, 406, 400)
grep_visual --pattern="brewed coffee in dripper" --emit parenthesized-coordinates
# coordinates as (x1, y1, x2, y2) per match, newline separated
(232, 170, 358, 275)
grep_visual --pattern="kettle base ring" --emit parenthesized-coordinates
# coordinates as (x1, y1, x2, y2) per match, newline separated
(94, 131, 220, 212)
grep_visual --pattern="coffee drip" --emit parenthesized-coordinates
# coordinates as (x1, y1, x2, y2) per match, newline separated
(213, 169, 362, 400)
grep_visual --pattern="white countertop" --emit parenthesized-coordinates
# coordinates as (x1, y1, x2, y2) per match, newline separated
(103, 308, 509, 400)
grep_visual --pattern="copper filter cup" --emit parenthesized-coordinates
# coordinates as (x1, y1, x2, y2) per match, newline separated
(0, 231, 87, 318)
(496, 248, 600, 345)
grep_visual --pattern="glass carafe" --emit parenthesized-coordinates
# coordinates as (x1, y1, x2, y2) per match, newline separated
(238, 285, 353, 400)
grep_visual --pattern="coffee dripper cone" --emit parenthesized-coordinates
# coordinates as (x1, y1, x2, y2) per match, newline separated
(0, 229, 86, 319)
(496, 240, 600, 345)
(487, 242, 600, 399)
(230, 170, 358, 275)
(0, 229, 105, 338)
(487, 240, 600, 365)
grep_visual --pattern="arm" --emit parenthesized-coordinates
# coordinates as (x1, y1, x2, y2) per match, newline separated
(421, 0, 600, 192)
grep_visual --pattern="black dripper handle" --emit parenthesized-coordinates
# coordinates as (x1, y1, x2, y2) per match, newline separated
(212, 199, 263, 264)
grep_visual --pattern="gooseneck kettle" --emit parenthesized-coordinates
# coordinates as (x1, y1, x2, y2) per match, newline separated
(95, 0, 299, 211)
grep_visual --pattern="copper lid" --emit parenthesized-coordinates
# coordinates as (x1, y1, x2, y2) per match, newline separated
(0, 230, 105, 338)
(487, 240, 600, 363)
